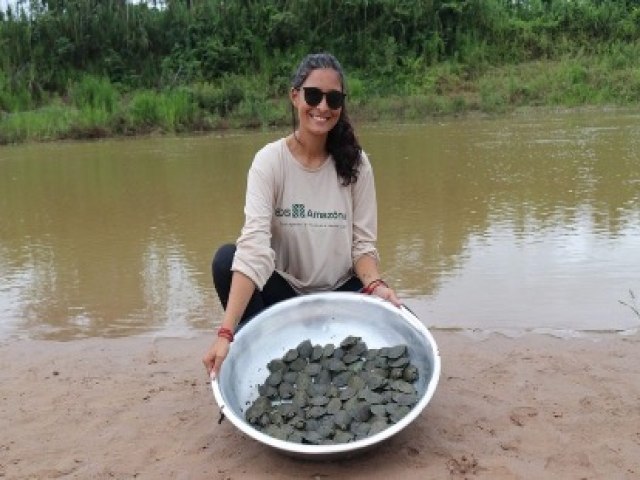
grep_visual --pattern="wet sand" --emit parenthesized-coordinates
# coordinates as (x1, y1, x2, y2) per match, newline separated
(1, 331, 638, 479)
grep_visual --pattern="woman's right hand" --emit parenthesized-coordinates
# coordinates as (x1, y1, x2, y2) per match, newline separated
(202, 337, 231, 380)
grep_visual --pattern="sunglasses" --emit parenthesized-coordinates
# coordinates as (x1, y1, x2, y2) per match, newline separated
(300, 87, 346, 110)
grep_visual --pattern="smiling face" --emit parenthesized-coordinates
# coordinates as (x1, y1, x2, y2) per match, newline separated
(290, 68, 343, 140)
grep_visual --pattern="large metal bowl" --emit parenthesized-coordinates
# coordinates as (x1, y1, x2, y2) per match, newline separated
(211, 292, 441, 459)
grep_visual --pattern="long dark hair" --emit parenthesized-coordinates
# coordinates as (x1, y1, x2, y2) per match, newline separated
(291, 53, 362, 186)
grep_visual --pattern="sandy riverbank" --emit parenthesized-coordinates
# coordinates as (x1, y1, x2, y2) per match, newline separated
(1, 331, 638, 479)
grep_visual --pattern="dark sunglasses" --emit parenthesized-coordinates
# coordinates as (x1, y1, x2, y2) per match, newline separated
(301, 87, 346, 110)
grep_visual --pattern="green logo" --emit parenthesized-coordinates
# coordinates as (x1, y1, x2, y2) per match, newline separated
(292, 203, 305, 218)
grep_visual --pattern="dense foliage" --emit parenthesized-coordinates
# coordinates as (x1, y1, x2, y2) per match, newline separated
(1, 0, 639, 142)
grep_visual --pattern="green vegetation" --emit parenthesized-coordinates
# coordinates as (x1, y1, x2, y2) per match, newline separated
(1, 0, 640, 144)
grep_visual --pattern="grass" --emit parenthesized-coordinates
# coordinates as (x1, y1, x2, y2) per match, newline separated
(0, 104, 75, 144)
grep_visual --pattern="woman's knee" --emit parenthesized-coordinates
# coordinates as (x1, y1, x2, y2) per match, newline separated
(212, 243, 236, 276)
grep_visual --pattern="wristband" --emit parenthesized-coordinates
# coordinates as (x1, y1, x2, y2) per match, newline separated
(362, 278, 388, 295)
(217, 327, 234, 342)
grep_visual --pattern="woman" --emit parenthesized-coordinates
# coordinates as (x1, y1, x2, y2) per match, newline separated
(202, 53, 400, 379)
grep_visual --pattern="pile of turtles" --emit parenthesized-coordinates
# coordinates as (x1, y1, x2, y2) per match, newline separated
(244, 335, 422, 445)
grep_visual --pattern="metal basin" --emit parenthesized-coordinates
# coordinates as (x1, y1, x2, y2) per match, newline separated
(211, 292, 441, 459)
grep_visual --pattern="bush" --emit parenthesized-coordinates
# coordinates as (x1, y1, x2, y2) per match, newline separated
(190, 78, 244, 116)
(126, 89, 197, 131)
(128, 91, 162, 128)
(69, 75, 119, 113)
(0, 72, 32, 112)
(158, 89, 197, 130)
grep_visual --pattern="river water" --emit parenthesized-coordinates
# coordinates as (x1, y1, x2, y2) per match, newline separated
(1, 109, 639, 340)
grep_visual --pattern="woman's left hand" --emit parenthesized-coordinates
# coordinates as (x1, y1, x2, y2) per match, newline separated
(371, 284, 401, 307)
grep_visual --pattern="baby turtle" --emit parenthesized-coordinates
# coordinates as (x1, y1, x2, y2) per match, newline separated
(310, 345, 324, 361)
(267, 358, 286, 373)
(296, 339, 313, 359)
(246, 396, 272, 425)
(266, 371, 283, 387)
(283, 348, 298, 362)
(340, 335, 361, 348)
(403, 365, 419, 382)
(384, 345, 407, 359)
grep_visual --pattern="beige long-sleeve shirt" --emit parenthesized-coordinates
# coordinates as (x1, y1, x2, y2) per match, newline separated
(231, 138, 378, 293)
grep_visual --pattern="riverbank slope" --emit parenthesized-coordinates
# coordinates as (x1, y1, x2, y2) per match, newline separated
(2, 52, 640, 146)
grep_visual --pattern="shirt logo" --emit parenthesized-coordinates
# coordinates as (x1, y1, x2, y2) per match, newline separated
(275, 203, 347, 221)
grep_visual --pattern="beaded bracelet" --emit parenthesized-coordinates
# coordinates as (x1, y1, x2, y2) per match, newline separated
(362, 278, 388, 295)
(217, 327, 234, 342)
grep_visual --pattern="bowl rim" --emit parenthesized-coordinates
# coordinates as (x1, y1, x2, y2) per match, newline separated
(211, 292, 441, 455)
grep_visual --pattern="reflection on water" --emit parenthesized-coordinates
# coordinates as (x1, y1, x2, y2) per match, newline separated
(0, 133, 267, 340)
(365, 111, 640, 333)
(1, 110, 639, 340)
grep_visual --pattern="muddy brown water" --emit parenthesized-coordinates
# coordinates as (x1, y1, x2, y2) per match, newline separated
(1, 109, 639, 340)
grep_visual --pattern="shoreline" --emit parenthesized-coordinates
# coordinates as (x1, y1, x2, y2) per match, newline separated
(1, 331, 638, 479)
